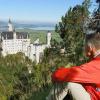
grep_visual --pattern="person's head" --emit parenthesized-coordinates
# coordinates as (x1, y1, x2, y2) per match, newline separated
(85, 32, 100, 58)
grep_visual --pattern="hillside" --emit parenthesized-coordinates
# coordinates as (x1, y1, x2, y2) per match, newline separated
(16, 29, 62, 44)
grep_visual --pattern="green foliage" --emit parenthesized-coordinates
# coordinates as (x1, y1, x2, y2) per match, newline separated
(0, 0, 94, 100)
(55, 0, 90, 65)
(0, 53, 33, 100)
(0, 52, 53, 100)
(16, 29, 62, 44)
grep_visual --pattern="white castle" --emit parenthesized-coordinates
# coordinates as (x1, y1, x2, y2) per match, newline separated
(0, 19, 52, 63)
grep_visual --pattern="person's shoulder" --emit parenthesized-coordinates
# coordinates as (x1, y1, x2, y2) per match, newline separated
(80, 58, 100, 68)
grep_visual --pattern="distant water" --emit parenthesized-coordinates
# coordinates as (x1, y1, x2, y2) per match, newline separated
(31, 26, 55, 30)
(0, 21, 56, 31)
(17, 27, 54, 30)
(15, 22, 55, 30)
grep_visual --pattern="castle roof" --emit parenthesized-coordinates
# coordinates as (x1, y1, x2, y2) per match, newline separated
(1, 31, 13, 39)
(1, 31, 29, 39)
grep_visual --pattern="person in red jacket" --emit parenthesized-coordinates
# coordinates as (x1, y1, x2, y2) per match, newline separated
(52, 32, 100, 100)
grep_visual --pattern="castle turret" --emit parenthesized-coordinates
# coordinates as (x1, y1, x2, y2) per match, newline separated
(8, 18, 14, 32)
(13, 31, 16, 39)
(47, 31, 51, 46)
(8, 19, 16, 39)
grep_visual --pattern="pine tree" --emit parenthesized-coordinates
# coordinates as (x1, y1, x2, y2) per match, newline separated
(55, 0, 90, 64)
(89, 0, 100, 32)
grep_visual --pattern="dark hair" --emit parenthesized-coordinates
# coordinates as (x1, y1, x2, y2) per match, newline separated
(85, 32, 100, 49)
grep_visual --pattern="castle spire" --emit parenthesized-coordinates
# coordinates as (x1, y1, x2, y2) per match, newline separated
(9, 18, 12, 24)
(8, 18, 14, 32)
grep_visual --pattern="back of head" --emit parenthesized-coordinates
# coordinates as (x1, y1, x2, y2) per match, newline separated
(85, 32, 100, 50)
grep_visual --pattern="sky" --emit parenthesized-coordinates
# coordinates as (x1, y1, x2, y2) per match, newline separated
(0, 0, 97, 23)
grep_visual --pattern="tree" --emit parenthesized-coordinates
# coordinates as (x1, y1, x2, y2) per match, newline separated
(55, 0, 90, 65)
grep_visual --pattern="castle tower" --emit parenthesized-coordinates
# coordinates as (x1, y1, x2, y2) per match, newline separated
(8, 18, 16, 39)
(13, 31, 16, 39)
(8, 18, 13, 32)
(47, 31, 51, 46)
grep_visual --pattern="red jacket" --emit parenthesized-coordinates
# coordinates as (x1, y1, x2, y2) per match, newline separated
(52, 57, 100, 100)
